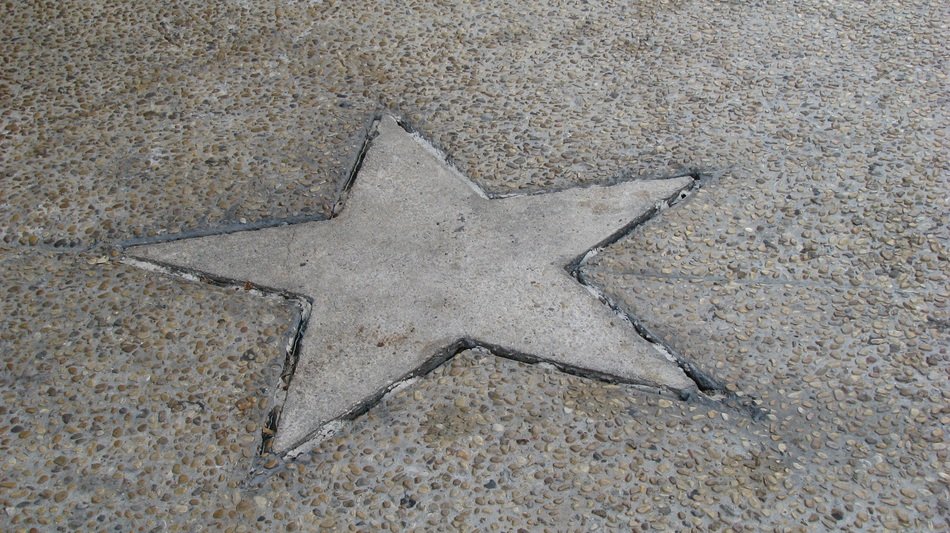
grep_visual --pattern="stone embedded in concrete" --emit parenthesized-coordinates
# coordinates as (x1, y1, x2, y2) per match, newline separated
(129, 116, 694, 452)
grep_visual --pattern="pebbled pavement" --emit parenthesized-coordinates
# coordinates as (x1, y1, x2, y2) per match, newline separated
(0, 0, 947, 530)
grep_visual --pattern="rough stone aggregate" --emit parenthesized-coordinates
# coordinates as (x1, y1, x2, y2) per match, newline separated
(6, 1, 945, 248)
(582, 269, 949, 530)
(2, 2, 375, 247)
(0, 247, 298, 530)
(0, 0, 947, 530)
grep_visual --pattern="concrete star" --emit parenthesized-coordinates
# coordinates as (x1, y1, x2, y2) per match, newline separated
(129, 117, 695, 453)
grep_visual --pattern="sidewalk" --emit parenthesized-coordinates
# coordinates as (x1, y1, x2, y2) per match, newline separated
(2, 1, 947, 530)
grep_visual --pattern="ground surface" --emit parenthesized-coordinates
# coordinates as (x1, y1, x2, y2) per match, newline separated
(1, 0, 947, 531)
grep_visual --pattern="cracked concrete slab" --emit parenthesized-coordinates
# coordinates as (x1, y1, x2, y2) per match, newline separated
(129, 117, 694, 452)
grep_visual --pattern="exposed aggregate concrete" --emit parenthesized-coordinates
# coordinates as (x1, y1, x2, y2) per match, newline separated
(0, 0, 947, 530)
(2, 2, 376, 247)
(581, 270, 949, 530)
(5, 1, 945, 247)
(0, 247, 299, 530)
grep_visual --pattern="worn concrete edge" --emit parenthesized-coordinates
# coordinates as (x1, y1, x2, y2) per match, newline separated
(119, 256, 314, 460)
(113, 112, 383, 251)
(328, 113, 384, 216)
(393, 114, 708, 199)
(563, 174, 768, 421)
(278, 339, 690, 460)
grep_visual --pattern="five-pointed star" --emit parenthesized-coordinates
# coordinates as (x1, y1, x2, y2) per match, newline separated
(130, 117, 694, 453)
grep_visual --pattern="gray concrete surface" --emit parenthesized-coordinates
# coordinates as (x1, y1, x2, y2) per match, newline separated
(129, 117, 695, 453)
(1, 0, 947, 531)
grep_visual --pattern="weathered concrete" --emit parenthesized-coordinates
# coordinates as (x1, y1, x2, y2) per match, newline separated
(129, 116, 694, 452)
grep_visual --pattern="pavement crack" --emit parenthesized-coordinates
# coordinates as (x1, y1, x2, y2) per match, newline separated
(574, 268, 765, 421)
(113, 214, 331, 250)
(282, 226, 297, 271)
(393, 114, 703, 200)
(259, 296, 311, 456)
(330, 113, 381, 218)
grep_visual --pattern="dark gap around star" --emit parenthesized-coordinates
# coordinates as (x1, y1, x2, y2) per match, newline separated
(118, 115, 757, 468)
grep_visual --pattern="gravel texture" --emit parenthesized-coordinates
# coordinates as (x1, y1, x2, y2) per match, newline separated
(0, 0, 947, 530)
(2, 2, 375, 247)
(256, 350, 790, 531)
(581, 270, 949, 530)
(0, 247, 299, 530)
(5, 1, 945, 247)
